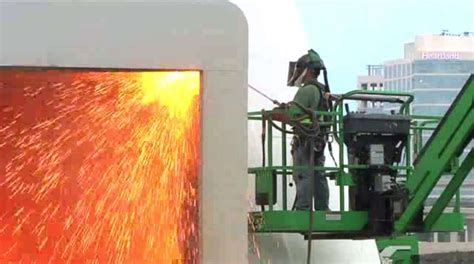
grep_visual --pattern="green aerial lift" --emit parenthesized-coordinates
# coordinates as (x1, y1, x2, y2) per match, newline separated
(248, 74, 473, 263)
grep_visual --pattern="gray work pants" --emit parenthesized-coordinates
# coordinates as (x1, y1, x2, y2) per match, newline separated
(292, 138, 329, 211)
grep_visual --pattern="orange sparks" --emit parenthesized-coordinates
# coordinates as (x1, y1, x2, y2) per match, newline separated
(0, 69, 201, 263)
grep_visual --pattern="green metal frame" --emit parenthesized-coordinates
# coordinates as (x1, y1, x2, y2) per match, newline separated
(248, 90, 416, 216)
(250, 211, 368, 233)
(376, 235, 419, 264)
(395, 75, 473, 232)
(423, 149, 473, 230)
(248, 75, 474, 262)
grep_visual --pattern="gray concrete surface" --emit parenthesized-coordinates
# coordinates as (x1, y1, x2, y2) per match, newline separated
(420, 242, 474, 254)
(421, 252, 474, 264)
(420, 242, 474, 264)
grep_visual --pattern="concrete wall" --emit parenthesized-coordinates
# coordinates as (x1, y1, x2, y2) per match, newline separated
(0, 1, 248, 263)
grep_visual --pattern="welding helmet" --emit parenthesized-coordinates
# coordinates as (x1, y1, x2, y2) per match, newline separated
(287, 49, 326, 87)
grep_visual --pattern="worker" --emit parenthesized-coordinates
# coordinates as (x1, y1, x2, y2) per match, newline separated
(287, 49, 330, 211)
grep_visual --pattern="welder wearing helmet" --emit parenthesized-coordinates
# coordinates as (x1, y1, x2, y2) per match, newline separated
(287, 49, 330, 211)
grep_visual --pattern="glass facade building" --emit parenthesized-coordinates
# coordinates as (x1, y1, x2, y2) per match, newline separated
(412, 60, 474, 116)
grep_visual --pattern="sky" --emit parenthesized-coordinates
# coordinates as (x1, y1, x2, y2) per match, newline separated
(295, 0, 474, 94)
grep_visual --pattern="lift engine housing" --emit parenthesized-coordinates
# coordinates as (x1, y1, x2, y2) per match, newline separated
(344, 113, 411, 235)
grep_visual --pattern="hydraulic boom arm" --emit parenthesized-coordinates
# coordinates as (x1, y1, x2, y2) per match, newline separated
(395, 74, 474, 233)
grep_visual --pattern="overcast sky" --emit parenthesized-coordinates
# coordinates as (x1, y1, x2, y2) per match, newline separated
(295, 0, 474, 93)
